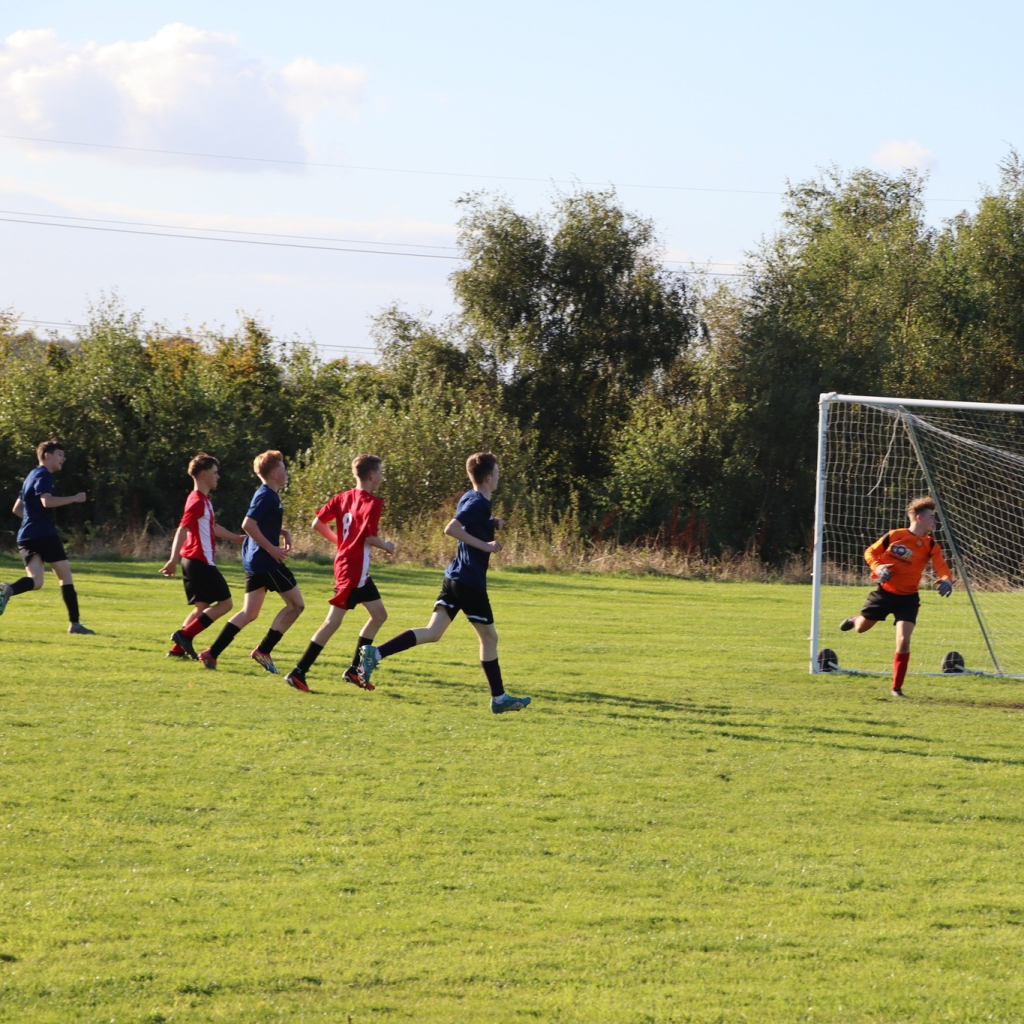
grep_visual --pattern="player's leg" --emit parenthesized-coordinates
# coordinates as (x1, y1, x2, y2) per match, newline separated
(344, 599, 388, 685)
(0, 553, 44, 616)
(470, 619, 531, 714)
(892, 619, 915, 696)
(359, 608, 454, 687)
(201, 587, 265, 669)
(286, 605, 347, 692)
(252, 584, 304, 674)
(50, 559, 93, 634)
(173, 564, 233, 659)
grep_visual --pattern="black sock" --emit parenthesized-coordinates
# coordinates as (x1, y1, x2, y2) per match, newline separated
(297, 641, 324, 674)
(258, 628, 284, 655)
(209, 622, 241, 658)
(197, 611, 214, 629)
(10, 577, 34, 596)
(351, 634, 375, 669)
(61, 583, 80, 624)
(481, 658, 505, 698)
(378, 630, 418, 659)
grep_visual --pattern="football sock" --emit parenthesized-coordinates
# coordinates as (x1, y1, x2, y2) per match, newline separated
(481, 658, 505, 698)
(181, 612, 214, 638)
(209, 622, 241, 658)
(350, 634, 375, 669)
(61, 583, 80, 623)
(893, 651, 910, 690)
(378, 630, 417, 659)
(169, 643, 186, 656)
(10, 577, 34, 596)
(258, 628, 284, 656)
(297, 641, 324, 674)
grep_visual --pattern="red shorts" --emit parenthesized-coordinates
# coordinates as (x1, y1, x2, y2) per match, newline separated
(327, 576, 382, 610)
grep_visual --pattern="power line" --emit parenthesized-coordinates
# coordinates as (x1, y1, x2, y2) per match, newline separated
(0, 211, 744, 274)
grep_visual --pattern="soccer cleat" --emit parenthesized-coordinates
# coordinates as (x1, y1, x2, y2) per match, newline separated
(250, 647, 278, 674)
(839, 617, 855, 632)
(491, 693, 531, 714)
(358, 644, 381, 687)
(166, 645, 189, 659)
(344, 665, 375, 691)
(0, 581, 12, 616)
(172, 629, 198, 660)
(68, 622, 95, 635)
(285, 668, 310, 693)
(891, 687, 906, 698)
(198, 648, 217, 670)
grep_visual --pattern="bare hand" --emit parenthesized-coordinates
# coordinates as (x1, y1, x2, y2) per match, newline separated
(280, 530, 293, 555)
(487, 540, 503, 553)
(272, 545, 288, 562)
(383, 540, 396, 555)
(74, 492, 87, 503)
(159, 560, 178, 578)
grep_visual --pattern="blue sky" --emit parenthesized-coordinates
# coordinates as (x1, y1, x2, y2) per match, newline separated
(1, 1, 1021, 358)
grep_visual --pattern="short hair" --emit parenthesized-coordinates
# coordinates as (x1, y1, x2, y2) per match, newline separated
(253, 450, 284, 479)
(37, 438, 64, 460)
(188, 452, 219, 478)
(907, 496, 936, 517)
(466, 451, 498, 484)
(352, 454, 382, 481)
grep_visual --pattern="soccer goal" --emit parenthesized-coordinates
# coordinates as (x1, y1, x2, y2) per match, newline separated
(810, 393, 1024, 678)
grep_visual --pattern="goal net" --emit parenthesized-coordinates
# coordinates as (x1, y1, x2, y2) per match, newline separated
(811, 393, 1024, 677)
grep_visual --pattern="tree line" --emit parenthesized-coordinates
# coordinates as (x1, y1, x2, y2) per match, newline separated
(3, 153, 1024, 561)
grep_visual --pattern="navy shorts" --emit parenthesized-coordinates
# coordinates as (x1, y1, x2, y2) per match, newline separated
(245, 565, 299, 594)
(434, 577, 494, 625)
(18, 535, 68, 565)
(182, 558, 231, 606)
(860, 586, 920, 624)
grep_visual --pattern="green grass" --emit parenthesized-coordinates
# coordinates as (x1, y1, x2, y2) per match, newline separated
(4, 558, 1024, 1021)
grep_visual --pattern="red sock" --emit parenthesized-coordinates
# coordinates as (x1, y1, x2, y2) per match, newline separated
(181, 612, 213, 639)
(893, 652, 910, 690)
(169, 642, 186, 656)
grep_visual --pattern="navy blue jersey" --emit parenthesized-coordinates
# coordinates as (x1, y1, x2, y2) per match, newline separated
(17, 466, 58, 543)
(242, 484, 284, 575)
(444, 490, 495, 591)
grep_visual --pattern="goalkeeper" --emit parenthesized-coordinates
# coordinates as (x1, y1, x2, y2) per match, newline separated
(840, 496, 953, 696)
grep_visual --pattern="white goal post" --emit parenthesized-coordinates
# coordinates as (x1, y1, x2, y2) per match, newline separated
(810, 393, 1024, 678)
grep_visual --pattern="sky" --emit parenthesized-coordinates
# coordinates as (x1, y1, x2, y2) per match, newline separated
(1, 1, 1021, 360)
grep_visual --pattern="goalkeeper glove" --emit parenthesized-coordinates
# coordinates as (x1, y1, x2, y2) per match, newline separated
(938, 579, 953, 597)
(874, 565, 892, 583)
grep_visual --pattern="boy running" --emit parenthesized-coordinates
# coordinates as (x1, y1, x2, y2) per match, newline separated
(198, 450, 305, 672)
(840, 496, 953, 696)
(159, 453, 245, 660)
(358, 452, 530, 714)
(0, 439, 93, 634)
(284, 454, 395, 693)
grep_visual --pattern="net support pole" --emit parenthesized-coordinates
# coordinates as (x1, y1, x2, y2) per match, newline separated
(809, 393, 833, 672)
(898, 406, 1003, 675)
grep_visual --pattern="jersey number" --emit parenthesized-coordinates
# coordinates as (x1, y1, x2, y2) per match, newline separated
(341, 512, 353, 542)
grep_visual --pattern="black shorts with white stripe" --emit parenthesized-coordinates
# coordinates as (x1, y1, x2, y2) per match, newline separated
(434, 576, 494, 625)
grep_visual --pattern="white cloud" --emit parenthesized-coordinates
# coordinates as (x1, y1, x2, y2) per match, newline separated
(0, 24, 366, 170)
(871, 140, 936, 173)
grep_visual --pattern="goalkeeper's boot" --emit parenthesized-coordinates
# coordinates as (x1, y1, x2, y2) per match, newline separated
(250, 647, 278, 674)
(172, 629, 198, 660)
(358, 644, 381, 687)
(0, 581, 12, 616)
(491, 693, 531, 714)
(344, 665, 375, 691)
(285, 668, 310, 693)
(839, 617, 856, 631)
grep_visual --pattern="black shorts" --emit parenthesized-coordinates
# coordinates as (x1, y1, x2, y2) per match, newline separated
(860, 586, 920, 624)
(18, 535, 68, 565)
(245, 565, 299, 594)
(435, 577, 494, 625)
(182, 558, 231, 606)
(331, 576, 382, 610)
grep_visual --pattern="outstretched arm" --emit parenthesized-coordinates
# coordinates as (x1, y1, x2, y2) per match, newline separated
(214, 523, 245, 544)
(367, 535, 395, 555)
(40, 492, 86, 509)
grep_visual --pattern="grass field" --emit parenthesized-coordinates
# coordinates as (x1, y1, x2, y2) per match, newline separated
(4, 557, 1024, 1022)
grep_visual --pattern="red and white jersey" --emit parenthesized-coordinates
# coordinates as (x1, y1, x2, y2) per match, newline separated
(179, 490, 217, 565)
(316, 488, 383, 588)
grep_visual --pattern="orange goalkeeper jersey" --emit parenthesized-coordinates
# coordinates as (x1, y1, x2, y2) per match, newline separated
(864, 529, 952, 596)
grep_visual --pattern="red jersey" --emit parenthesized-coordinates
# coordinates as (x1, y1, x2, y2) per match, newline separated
(316, 488, 383, 588)
(179, 490, 217, 565)
(864, 528, 952, 596)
